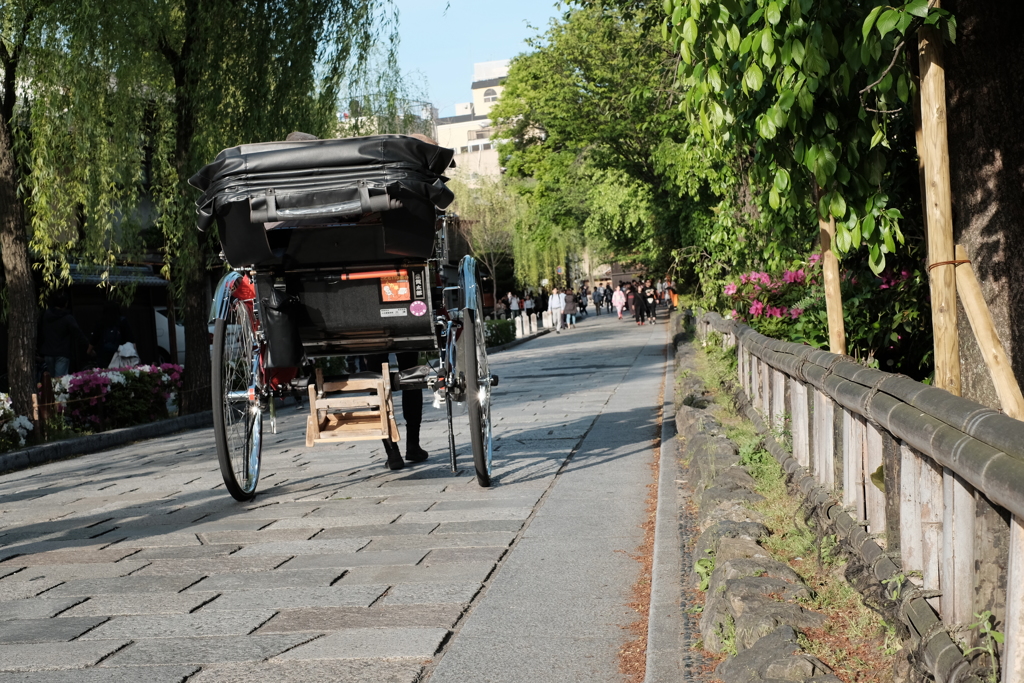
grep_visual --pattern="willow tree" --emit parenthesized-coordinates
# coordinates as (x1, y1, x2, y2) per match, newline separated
(1, 1, 159, 415)
(146, 0, 395, 414)
(2, 0, 395, 417)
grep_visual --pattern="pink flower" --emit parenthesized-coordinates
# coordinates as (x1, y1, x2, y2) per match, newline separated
(790, 308, 803, 319)
(749, 301, 765, 316)
(730, 310, 739, 319)
(783, 269, 806, 284)
(740, 274, 749, 284)
(808, 253, 822, 266)
(724, 283, 738, 296)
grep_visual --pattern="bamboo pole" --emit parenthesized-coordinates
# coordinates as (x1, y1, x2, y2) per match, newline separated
(918, 25, 960, 396)
(815, 185, 846, 354)
(954, 244, 1024, 420)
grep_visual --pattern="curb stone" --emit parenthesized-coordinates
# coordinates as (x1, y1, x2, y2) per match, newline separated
(0, 411, 214, 475)
(672, 330, 837, 683)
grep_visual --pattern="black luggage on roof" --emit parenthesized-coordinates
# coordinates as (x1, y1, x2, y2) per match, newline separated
(189, 134, 456, 268)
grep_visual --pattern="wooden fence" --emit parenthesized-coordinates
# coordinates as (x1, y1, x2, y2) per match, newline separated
(698, 312, 1024, 683)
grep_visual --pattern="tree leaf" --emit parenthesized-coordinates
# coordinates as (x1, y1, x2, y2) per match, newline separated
(906, 0, 929, 18)
(769, 186, 781, 209)
(727, 24, 741, 51)
(791, 39, 805, 65)
(862, 6, 883, 41)
(766, 1, 781, 25)
(778, 89, 795, 111)
(861, 213, 876, 239)
(761, 29, 774, 55)
(877, 9, 900, 38)
(869, 244, 885, 274)
(830, 191, 846, 218)
(744, 62, 764, 91)
(683, 17, 699, 44)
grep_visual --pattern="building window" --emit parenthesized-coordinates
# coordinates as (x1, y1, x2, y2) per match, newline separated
(482, 143, 492, 151)
(483, 88, 498, 103)
(467, 128, 491, 141)
(459, 146, 469, 154)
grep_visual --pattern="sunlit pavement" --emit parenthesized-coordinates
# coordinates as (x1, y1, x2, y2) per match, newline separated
(0, 308, 668, 682)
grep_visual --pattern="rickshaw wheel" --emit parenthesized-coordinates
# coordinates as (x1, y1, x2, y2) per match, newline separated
(212, 297, 263, 501)
(463, 306, 493, 487)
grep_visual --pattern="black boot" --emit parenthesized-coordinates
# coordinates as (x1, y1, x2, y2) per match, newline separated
(383, 439, 404, 470)
(403, 388, 428, 463)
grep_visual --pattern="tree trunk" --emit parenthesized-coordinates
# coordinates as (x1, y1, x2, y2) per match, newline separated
(0, 114, 38, 416)
(169, 0, 212, 415)
(178, 229, 212, 414)
(944, 0, 1024, 652)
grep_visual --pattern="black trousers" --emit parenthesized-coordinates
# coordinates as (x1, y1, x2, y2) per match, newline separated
(366, 351, 423, 435)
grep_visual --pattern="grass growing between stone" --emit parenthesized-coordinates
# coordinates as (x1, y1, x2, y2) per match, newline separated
(690, 338, 899, 683)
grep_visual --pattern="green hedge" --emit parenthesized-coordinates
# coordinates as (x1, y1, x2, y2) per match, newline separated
(485, 319, 516, 347)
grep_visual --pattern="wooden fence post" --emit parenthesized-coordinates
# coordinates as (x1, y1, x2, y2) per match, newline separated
(1005, 515, 1024, 683)
(750, 355, 760, 409)
(814, 390, 834, 491)
(864, 422, 887, 537)
(771, 368, 786, 435)
(791, 378, 810, 470)
(900, 442, 922, 580)
(761, 359, 770, 416)
(919, 456, 944, 611)
(843, 410, 866, 522)
(942, 469, 975, 628)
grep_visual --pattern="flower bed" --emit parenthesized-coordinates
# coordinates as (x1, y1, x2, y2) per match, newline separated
(54, 364, 183, 432)
(0, 393, 34, 453)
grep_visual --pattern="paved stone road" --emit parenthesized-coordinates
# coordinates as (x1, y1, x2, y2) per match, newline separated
(0, 312, 667, 682)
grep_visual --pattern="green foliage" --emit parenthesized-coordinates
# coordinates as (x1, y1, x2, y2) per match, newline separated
(484, 319, 516, 347)
(964, 611, 1004, 683)
(695, 548, 716, 591)
(666, 0, 956, 275)
(448, 176, 522, 294)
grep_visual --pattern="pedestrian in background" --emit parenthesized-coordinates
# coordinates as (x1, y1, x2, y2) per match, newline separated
(524, 294, 535, 320)
(592, 286, 603, 316)
(91, 302, 136, 369)
(643, 279, 657, 325)
(564, 290, 578, 329)
(509, 292, 521, 318)
(548, 287, 565, 333)
(577, 288, 587, 317)
(612, 286, 626, 319)
(605, 285, 614, 313)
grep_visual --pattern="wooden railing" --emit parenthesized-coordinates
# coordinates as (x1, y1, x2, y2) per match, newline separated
(698, 312, 1024, 683)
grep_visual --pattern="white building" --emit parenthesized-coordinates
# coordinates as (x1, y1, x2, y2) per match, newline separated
(435, 60, 508, 181)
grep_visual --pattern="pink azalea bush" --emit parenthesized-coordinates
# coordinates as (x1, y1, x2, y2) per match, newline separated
(54, 364, 183, 432)
(722, 260, 816, 339)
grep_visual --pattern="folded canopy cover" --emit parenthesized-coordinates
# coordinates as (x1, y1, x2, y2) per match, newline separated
(189, 134, 456, 232)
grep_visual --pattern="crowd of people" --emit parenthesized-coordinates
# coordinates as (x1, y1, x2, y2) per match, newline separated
(492, 278, 678, 332)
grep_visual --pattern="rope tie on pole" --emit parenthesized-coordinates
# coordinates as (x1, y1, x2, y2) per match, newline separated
(927, 258, 970, 271)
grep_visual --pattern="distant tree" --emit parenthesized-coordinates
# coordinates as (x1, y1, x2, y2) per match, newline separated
(447, 177, 520, 295)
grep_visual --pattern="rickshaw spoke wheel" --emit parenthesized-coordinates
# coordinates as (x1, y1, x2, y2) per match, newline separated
(212, 297, 263, 501)
(463, 305, 493, 487)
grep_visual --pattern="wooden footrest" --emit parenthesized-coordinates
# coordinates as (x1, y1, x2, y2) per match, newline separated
(305, 362, 400, 447)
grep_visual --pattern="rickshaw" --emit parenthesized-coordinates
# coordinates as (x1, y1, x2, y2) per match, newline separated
(190, 134, 496, 501)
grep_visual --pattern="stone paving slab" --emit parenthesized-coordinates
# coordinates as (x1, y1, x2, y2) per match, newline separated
(0, 616, 108, 644)
(0, 665, 200, 682)
(0, 597, 85, 620)
(46, 575, 203, 597)
(382, 582, 481, 605)
(189, 659, 421, 683)
(59, 591, 218, 617)
(275, 627, 448, 660)
(0, 548, 141, 566)
(100, 634, 313, 667)
(360, 531, 515, 552)
(337, 560, 496, 586)
(282, 549, 427, 570)
(230, 538, 369, 556)
(0, 561, 149, 581)
(131, 556, 292, 576)
(182, 569, 342, 592)
(0, 640, 132, 672)
(255, 604, 465, 633)
(202, 585, 388, 611)
(80, 610, 278, 640)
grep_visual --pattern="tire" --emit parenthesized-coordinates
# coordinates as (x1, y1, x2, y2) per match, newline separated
(462, 306, 493, 487)
(212, 297, 263, 501)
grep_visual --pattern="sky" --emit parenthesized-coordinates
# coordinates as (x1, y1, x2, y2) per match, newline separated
(391, 0, 566, 117)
